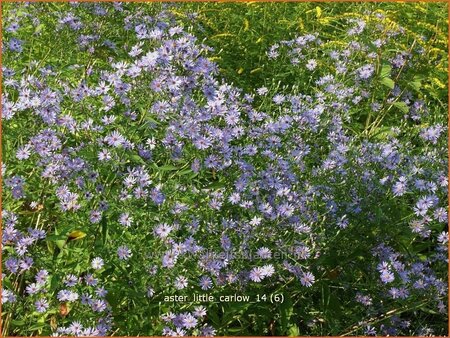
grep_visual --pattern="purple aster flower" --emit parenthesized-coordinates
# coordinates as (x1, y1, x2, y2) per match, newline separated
(174, 275, 188, 290)
(154, 223, 173, 239)
(84, 274, 98, 286)
(2, 289, 17, 304)
(95, 286, 108, 297)
(35, 298, 49, 313)
(36, 269, 49, 284)
(420, 125, 443, 144)
(300, 271, 315, 287)
(437, 231, 448, 244)
(182, 313, 197, 329)
(91, 299, 107, 312)
(8, 38, 23, 52)
(249, 267, 265, 282)
(273, 94, 285, 105)
(256, 87, 268, 96)
(69, 321, 83, 335)
(380, 270, 395, 284)
(5, 257, 19, 273)
(119, 212, 133, 227)
(117, 246, 132, 260)
(249, 216, 262, 227)
(191, 158, 201, 173)
(193, 305, 207, 318)
(150, 188, 165, 205)
(433, 207, 447, 223)
(57, 289, 79, 302)
(193, 136, 212, 150)
(306, 59, 317, 71)
(355, 293, 372, 306)
(199, 276, 213, 290)
(98, 149, 112, 161)
(364, 325, 376, 336)
(162, 250, 178, 268)
(64, 274, 78, 287)
(91, 257, 104, 270)
(392, 176, 407, 196)
(257, 247, 272, 259)
(260, 264, 275, 277)
(228, 192, 241, 205)
(295, 245, 311, 260)
(19, 257, 33, 271)
(105, 130, 126, 147)
(201, 326, 216, 337)
(356, 64, 375, 80)
(26, 283, 41, 295)
(90, 209, 102, 223)
(414, 198, 429, 216)
(16, 144, 32, 160)
(389, 287, 400, 299)
(6, 22, 20, 33)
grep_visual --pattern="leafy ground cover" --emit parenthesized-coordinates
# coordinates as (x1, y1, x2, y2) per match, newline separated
(1, 2, 448, 336)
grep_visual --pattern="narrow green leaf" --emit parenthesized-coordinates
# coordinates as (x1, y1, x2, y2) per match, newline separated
(393, 101, 409, 114)
(380, 63, 392, 78)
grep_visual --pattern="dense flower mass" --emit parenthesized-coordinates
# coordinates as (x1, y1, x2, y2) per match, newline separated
(1, 2, 448, 336)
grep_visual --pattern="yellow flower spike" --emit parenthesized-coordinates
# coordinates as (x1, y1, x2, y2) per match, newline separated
(431, 78, 446, 89)
(319, 17, 330, 25)
(244, 18, 249, 32)
(315, 6, 322, 19)
(211, 33, 235, 39)
(297, 19, 304, 31)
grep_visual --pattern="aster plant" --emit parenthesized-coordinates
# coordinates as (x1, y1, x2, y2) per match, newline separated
(1, 2, 448, 336)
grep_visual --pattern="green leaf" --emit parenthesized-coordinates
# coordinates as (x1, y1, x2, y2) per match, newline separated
(372, 126, 394, 140)
(327, 293, 343, 319)
(47, 240, 55, 254)
(46, 234, 67, 241)
(380, 63, 392, 78)
(34, 23, 45, 34)
(27, 323, 46, 332)
(279, 295, 294, 334)
(47, 232, 67, 250)
(55, 239, 66, 250)
(420, 306, 439, 315)
(393, 101, 409, 114)
(410, 80, 422, 91)
(178, 168, 193, 176)
(156, 165, 178, 171)
(288, 324, 300, 337)
(381, 77, 395, 89)
(410, 75, 423, 91)
(101, 217, 109, 245)
(2, 246, 15, 254)
(11, 319, 26, 326)
(130, 154, 146, 164)
(207, 305, 221, 326)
